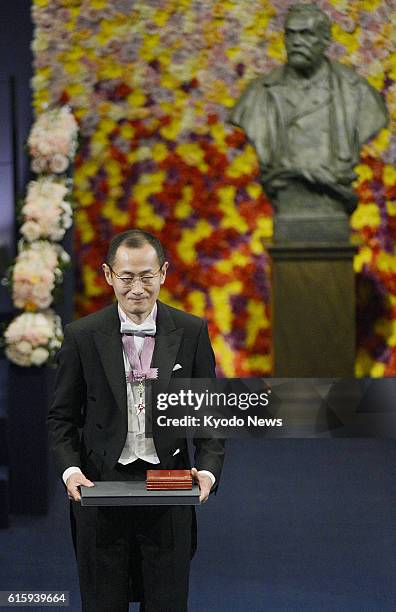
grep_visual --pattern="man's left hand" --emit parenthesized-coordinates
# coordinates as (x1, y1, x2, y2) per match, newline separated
(191, 468, 213, 503)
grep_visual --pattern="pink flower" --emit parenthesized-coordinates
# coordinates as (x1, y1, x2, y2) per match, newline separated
(49, 153, 69, 173)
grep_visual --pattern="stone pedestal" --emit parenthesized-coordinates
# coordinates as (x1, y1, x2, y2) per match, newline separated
(268, 242, 357, 377)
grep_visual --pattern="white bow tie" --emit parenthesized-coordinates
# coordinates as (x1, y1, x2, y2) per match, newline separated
(120, 320, 156, 336)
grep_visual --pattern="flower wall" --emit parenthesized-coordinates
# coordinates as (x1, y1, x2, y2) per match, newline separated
(31, 0, 396, 376)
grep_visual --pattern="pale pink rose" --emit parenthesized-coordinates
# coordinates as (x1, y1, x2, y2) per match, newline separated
(51, 136, 70, 156)
(32, 285, 52, 300)
(21, 220, 42, 241)
(50, 228, 66, 241)
(17, 340, 32, 354)
(40, 269, 56, 285)
(31, 156, 48, 174)
(13, 283, 31, 301)
(6, 347, 31, 367)
(36, 140, 52, 157)
(30, 347, 50, 366)
(35, 297, 52, 309)
(62, 214, 73, 229)
(49, 154, 69, 174)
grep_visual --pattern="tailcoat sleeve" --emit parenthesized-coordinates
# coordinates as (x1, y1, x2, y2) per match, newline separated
(192, 321, 225, 487)
(47, 325, 87, 475)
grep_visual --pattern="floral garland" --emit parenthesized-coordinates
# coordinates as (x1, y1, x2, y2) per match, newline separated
(3, 106, 78, 367)
(30, 0, 395, 376)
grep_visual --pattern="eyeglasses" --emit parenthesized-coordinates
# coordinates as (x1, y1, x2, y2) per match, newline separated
(106, 264, 163, 288)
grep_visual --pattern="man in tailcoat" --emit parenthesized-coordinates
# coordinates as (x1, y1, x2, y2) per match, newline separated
(47, 229, 225, 612)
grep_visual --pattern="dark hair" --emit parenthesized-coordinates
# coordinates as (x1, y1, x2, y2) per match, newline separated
(285, 3, 332, 41)
(106, 230, 165, 267)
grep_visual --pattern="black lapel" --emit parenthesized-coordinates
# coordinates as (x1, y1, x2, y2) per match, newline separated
(93, 304, 127, 417)
(152, 301, 183, 383)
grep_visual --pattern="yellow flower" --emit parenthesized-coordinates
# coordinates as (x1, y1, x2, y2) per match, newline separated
(383, 165, 396, 187)
(267, 33, 286, 62)
(246, 300, 269, 348)
(226, 146, 257, 178)
(368, 129, 391, 155)
(361, 0, 381, 9)
(376, 250, 396, 273)
(251, 218, 273, 254)
(82, 265, 103, 297)
(90, 0, 107, 8)
(217, 185, 248, 233)
(354, 164, 374, 183)
(212, 335, 235, 377)
(102, 201, 130, 227)
(226, 47, 242, 61)
(127, 90, 146, 108)
(133, 171, 165, 200)
(120, 124, 135, 140)
(33, 90, 50, 113)
(215, 251, 250, 274)
(75, 210, 94, 244)
(387, 53, 396, 80)
(151, 143, 168, 163)
(98, 62, 124, 80)
(176, 143, 208, 171)
(332, 24, 360, 54)
(386, 201, 396, 216)
(78, 159, 99, 179)
(153, 10, 169, 27)
(132, 172, 166, 231)
(177, 221, 212, 264)
(388, 320, 396, 348)
(242, 354, 271, 375)
(247, 183, 262, 200)
(66, 82, 85, 97)
(160, 117, 182, 141)
(351, 203, 381, 230)
(371, 362, 386, 377)
(353, 246, 372, 274)
(187, 290, 206, 317)
(355, 349, 374, 377)
(210, 282, 243, 334)
(367, 72, 385, 91)
(210, 123, 228, 152)
(78, 191, 94, 208)
(175, 186, 193, 220)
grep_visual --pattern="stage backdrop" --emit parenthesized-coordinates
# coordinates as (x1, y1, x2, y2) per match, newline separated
(31, 0, 395, 376)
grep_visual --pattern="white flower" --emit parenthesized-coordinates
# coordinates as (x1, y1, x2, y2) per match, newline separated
(4, 311, 63, 367)
(30, 347, 50, 366)
(31, 156, 47, 174)
(17, 340, 32, 354)
(5, 346, 31, 367)
(49, 153, 69, 174)
(60, 249, 71, 264)
(20, 220, 41, 241)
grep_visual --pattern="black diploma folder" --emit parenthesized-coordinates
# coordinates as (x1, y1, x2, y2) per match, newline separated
(80, 481, 201, 506)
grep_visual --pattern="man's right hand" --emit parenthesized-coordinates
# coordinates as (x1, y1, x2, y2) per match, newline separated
(66, 472, 95, 502)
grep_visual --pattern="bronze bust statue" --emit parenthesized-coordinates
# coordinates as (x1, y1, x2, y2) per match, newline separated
(230, 3, 388, 242)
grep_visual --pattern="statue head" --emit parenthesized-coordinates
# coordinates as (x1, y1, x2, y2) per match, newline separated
(284, 3, 332, 73)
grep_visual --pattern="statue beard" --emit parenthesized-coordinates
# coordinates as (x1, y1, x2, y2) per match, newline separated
(288, 52, 314, 70)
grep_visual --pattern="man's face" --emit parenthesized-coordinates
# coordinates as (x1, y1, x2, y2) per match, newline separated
(285, 15, 329, 72)
(103, 243, 168, 323)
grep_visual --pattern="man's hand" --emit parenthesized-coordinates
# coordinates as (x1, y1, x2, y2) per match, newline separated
(66, 472, 95, 502)
(191, 468, 213, 504)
